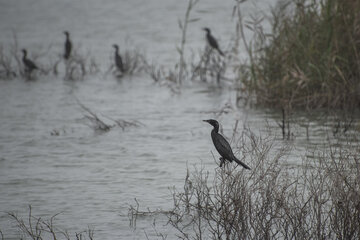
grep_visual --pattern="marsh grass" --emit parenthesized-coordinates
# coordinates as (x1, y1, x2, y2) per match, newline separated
(236, 0, 360, 110)
(121, 48, 146, 75)
(0, 45, 17, 79)
(0, 33, 25, 79)
(167, 128, 360, 239)
(0, 33, 66, 80)
(1, 33, 149, 81)
(146, 44, 228, 92)
(191, 47, 228, 84)
(0, 34, 93, 81)
(106, 48, 146, 79)
(64, 47, 101, 81)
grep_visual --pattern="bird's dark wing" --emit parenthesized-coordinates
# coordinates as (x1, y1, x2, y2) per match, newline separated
(64, 41, 72, 59)
(211, 131, 251, 170)
(207, 35, 224, 56)
(216, 48, 224, 56)
(207, 34, 219, 49)
(233, 156, 251, 170)
(115, 54, 124, 72)
(211, 131, 235, 161)
(24, 59, 38, 70)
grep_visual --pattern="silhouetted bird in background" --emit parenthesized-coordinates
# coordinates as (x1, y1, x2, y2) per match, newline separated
(112, 44, 124, 73)
(21, 49, 38, 73)
(63, 31, 72, 60)
(203, 119, 251, 169)
(203, 28, 224, 56)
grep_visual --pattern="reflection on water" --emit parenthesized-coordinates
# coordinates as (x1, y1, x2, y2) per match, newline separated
(0, 0, 358, 239)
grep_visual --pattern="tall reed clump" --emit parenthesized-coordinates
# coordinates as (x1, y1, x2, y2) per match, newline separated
(168, 128, 360, 239)
(237, 0, 360, 110)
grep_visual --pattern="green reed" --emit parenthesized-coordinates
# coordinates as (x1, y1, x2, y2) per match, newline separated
(237, 0, 360, 110)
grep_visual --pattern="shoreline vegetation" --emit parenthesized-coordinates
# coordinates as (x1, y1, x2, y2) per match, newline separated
(1, 0, 360, 239)
(161, 128, 360, 239)
(236, 0, 360, 110)
(1, 0, 360, 112)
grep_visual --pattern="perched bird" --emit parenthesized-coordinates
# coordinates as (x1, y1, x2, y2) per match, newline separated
(21, 49, 38, 73)
(203, 28, 224, 56)
(203, 119, 251, 170)
(112, 44, 124, 73)
(63, 31, 72, 60)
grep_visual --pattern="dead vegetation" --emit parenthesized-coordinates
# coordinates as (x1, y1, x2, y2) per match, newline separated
(125, 126, 360, 239)
(7, 205, 94, 240)
(78, 101, 143, 132)
(105, 47, 146, 79)
(191, 47, 227, 84)
(0, 45, 17, 79)
(145, 38, 228, 90)
(165, 128, 360, 239)
(63, 49, 100, 81)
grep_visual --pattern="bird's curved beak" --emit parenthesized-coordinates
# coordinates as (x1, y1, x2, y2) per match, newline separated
(203, 119, 209, 123)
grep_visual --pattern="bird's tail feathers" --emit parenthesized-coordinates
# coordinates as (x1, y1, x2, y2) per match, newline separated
(64, 54, 71, 60)
(217, 48, 225, 56)
(233, 157, 251, 170)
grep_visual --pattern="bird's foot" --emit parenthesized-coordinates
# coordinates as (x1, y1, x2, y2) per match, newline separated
(219, 157, 225, 167)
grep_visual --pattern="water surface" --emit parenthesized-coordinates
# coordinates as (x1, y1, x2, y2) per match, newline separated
(0, 0, 346, 239)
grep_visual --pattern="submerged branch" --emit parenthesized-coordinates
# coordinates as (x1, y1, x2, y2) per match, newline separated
(77, 100, 143, 132)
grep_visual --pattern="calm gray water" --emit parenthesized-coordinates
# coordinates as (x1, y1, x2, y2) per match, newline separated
(0, 0, 344, 239)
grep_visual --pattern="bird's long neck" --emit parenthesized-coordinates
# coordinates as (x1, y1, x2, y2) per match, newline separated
(212, 124, 219, 133)
(22, 52, 27, 60)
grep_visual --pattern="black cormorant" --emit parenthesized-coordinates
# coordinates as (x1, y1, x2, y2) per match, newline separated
(112, 44, 124, 72)
(203, 28, 224, 56)
(203, 119, 250, 169)
(21, 49, 38, 73)
(63, 31, 72, 60)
